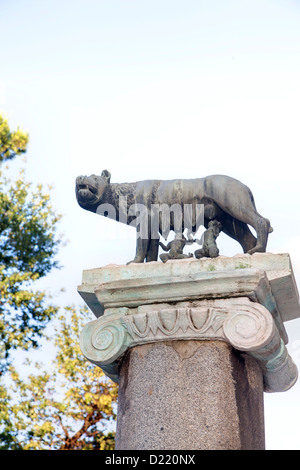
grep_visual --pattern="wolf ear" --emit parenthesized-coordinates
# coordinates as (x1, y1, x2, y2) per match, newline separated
(101, 169, 111, 183)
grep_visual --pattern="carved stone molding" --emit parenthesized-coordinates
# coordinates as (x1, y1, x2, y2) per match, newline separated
(223, 302, 275, 351)
(80, 308, 131, 383)
(121, 306, 227, 344)
(80, 298, 298, 392)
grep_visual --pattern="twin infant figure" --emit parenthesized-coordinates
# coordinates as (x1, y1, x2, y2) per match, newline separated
(159, 220, 222, 263)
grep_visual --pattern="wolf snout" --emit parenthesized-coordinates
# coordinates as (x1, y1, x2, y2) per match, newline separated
(76, 175, 86, 185)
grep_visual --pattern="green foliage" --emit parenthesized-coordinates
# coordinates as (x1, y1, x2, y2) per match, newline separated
(1, 307, 118, 450)
(0, 115, 29, 162)
(0, 114, 62, 371)
(0, 113, 117, 450)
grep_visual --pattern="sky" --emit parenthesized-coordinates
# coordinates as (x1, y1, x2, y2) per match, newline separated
(1, 0, 300, 450)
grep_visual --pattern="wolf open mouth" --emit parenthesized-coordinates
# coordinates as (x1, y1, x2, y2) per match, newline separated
(78, 183, 97, 193)
(77, 182, 98, 202)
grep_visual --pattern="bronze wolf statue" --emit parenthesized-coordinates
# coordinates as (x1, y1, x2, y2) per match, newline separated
(76, 170, 272, 263)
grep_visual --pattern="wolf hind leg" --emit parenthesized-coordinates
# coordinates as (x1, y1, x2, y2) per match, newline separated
(219, 215, 257, 254)
(247, 216, 272, 254)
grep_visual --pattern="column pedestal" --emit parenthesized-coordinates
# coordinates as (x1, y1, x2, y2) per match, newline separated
(116, 340, 265, 450)
(78, 253, 300, 450)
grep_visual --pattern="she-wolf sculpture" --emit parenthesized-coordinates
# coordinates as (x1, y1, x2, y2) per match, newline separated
(75, 170, 272, 264)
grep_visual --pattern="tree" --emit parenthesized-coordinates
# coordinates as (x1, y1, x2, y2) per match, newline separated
(2, 307, 118, 450)
(0, 114, 62, 372)
(0, 114, 117, 449)
(0, 115, 28, 162)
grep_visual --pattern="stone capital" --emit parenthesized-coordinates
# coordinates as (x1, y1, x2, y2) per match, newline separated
(80, 297, 298, 392)
(78, 253, 300, 392)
